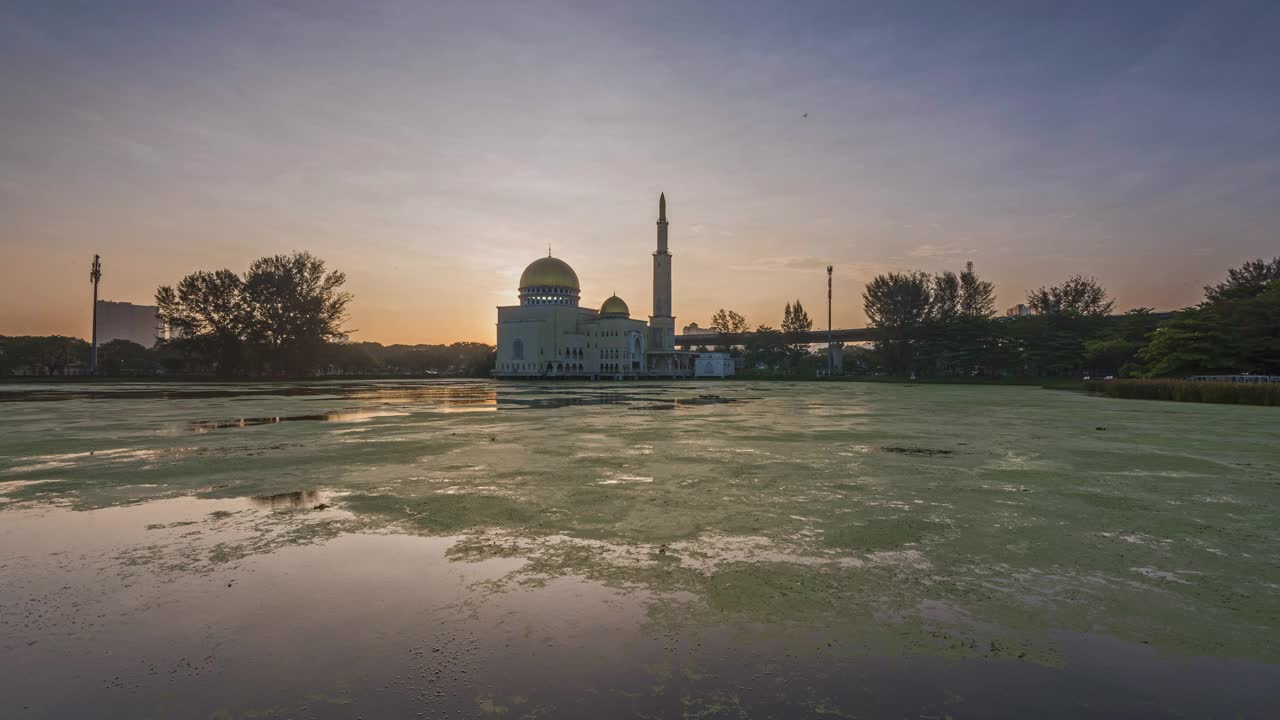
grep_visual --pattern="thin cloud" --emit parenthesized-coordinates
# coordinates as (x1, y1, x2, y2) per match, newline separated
(907, 243, 977, 259)
(729, 256, 831, 272)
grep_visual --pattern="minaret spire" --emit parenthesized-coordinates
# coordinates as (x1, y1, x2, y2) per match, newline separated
(650, 192, 674, 351)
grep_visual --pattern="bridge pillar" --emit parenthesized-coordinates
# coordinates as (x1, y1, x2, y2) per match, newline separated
(829, 342, 844, 374)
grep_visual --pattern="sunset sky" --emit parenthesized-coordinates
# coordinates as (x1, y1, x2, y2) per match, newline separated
(2, 1, 1278, 345)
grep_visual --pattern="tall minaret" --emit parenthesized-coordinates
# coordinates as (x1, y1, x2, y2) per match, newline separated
(650, 192, 675, 350)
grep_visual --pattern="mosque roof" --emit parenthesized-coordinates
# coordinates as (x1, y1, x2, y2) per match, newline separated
(600, 295, 629, 316)
(519, 255, 580, 290)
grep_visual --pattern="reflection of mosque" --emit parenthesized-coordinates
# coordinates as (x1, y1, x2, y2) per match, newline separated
(493, 194, 695, 379)
(251, 490, 324, 510)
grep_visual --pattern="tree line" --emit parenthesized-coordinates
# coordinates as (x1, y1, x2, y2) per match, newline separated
(2, 252, 494, 378)
(0, 334, 496, 378)
(6, 252, 1274, 380)
(155, 251, 352, 376)
(699, 256, 1278, 379)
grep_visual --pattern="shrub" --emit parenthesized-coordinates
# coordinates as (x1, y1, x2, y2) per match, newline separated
(1084, 379, 1280, 406)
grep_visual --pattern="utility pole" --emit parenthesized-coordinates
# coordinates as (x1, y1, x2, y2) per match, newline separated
(826, 265, 833, 376)
(90, 254, 101, 374)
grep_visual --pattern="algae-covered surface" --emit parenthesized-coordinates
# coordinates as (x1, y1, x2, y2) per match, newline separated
(1, 379, 1277, 718)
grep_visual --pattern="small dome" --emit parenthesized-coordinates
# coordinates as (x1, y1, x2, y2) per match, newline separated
(519, 256, 580, 290)
(600, 295, 629, 317)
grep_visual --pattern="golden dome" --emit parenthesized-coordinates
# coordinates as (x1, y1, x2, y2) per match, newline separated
(519, 255, 580, 290)
(600, 295, 629, 316)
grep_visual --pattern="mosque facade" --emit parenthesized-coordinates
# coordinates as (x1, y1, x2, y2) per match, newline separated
(493, 194, 696, 379)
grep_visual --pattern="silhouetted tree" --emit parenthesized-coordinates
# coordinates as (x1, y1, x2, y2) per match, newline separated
(0, 336, 89, 375)
(959, 261, 997, 319)
(1027, 275, 1114, 317)
(863, 271, 932, 374)
(156, 269, 249, 376)
(745, 324, 787, 371)
(156, 252, 351, 376)
(710, 308, 749, 352)
(244, 251, 352, 375)
(1204, 256, 1280, 303)
(1083, 308, 1159, 377)
(1141, 259, 1280, 376)
(782, 299, 813, 367)
(931, 271, 960, 322)
(97, 339, 153, 375)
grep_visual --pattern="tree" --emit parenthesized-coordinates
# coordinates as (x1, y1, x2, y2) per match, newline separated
(709, 308, 749, 353)
(862, 272, 933, 375)
(1083, 308, 1160, 377)
(156, 269, 250, 376)
(1139, 306, 1239, 377)
(156, 252, 352, 376)
(1027, 275, 1114, 316)
(959, 261, 997, 319)
(243, 251, 352, 374)
(783, 298, 812, 341)
(1204, 256, 1280, 302)
(1140, 278, 1279, 377)
(97, 339, 153, 375)
(780, 300, 814, 372)
(710, 308, 749, 334)
(1139, 259, 1280, 377)
(931, 272, 960, 322)
(0, 336, 89, 375)
(745, 324, 787, 371)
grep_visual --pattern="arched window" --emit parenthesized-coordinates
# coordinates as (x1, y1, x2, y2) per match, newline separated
(513, 338, 524, 361)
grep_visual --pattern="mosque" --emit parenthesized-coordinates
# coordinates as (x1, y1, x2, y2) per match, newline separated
(493, 193, 701, 379)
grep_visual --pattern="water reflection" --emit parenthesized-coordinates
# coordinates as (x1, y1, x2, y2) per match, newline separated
(249, 490, 326, 510)
(495, 389, 743, 410)
(190, 409, 406, 432)
(3, 523, 1275, 720)
(3, 379, 1278, 718)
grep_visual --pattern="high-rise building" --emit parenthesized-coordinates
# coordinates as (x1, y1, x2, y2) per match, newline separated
(682, 322, 715, 336)
(96, 300, 164, 347)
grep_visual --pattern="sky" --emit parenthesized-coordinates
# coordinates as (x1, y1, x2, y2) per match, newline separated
(1, 0, 1277, 345)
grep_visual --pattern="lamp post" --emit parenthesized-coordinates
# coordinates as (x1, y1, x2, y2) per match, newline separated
(826, 265, 833, 376)
(90, 254, 101, 374)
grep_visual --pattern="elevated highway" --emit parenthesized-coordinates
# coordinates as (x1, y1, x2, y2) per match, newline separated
(675, 327, 875, 347)
(674, 312, 1174, 348)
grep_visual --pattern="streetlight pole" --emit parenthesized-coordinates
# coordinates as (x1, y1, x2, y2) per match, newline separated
(90, 254, 101, 375)
(826, 265, 833, 376)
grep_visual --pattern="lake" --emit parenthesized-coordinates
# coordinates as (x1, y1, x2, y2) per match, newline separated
(1, 380, 1277, 718)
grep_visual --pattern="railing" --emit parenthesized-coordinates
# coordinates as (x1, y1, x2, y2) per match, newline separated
(1186, 375, 1280, 383)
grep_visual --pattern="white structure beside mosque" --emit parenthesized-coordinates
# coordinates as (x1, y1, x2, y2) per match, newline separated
(494, 194, 730, 379)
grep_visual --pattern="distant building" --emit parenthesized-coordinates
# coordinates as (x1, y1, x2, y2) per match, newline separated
(1005, 303, 1031, 317)
(682, 322, 716, 336)
(694, 352, 735, 378)
(96, 300, 164, 347)
(493, 193, 693, 378)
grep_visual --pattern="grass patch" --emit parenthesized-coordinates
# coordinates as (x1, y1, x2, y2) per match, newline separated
(1085, 379, 1280, 406)
(344, 493, 535, 532)
(824, 516, 943, 552)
